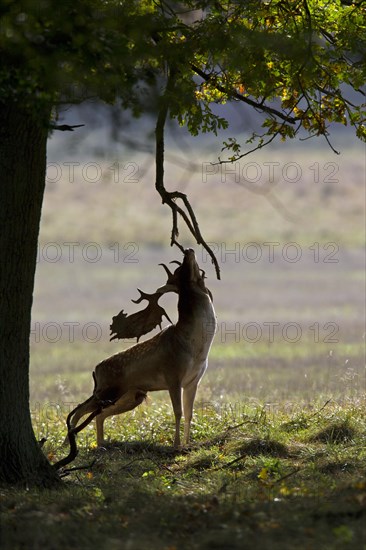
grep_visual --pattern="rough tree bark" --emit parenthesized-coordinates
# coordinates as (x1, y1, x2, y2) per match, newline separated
(0, 103, 57, 485)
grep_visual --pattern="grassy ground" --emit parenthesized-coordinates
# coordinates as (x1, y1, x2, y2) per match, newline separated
(1, 399, 366, 549)
(1, 142, 365, 549)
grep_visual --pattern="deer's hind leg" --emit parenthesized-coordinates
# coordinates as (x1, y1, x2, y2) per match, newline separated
(96, 389, 146, 446)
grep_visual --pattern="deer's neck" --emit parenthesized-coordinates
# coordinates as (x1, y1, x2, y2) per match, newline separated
(174, 284, 216, 357)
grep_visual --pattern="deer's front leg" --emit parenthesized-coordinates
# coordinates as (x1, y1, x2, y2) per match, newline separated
(183, 382, 198, 445)
(169, 385, 182, 449)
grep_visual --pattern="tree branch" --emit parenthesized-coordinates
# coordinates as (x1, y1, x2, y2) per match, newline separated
(50, 124, 85, 131)
(191, 64, 298, 125)
(155, 69, 221, 279)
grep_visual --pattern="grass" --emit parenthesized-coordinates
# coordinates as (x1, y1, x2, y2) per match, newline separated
(1, 142, 365, 549)
(1, 398, 366, 550)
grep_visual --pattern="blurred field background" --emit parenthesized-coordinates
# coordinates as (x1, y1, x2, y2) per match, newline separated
(30, 127, 365, 428)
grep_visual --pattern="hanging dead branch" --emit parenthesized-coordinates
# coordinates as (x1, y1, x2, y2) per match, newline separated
(155, 70, 221, 280)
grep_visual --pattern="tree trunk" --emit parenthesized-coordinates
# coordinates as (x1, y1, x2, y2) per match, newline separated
(0, 103, 57, 485)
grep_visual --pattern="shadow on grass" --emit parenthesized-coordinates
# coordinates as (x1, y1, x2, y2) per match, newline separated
(94, 439, 179, 457)
(232, 437, 289, 458)
(308, 421, 358, 445)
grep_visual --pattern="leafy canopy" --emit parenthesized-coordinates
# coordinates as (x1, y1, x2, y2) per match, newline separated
(1, 0, 365, 151)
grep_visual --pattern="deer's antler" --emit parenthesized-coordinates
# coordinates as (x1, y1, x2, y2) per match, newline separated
(158, 263, 174, 280)
(158, 262, 181, 282)
(110, 292, 173, 342)
(110, 262, 181, 342)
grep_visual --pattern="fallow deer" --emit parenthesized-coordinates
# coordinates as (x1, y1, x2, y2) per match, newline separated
(55, 249, 216, 469)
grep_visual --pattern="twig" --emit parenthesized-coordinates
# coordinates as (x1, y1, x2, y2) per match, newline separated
(117, 455, 175, 474)
(58, 459, 97, 478)
(227, 420, 259, 431)
(274, 468, 301, 485)
(218, 453, 247, 470)
(307, 398, 332, 420)
(118, 456, 153, 471)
